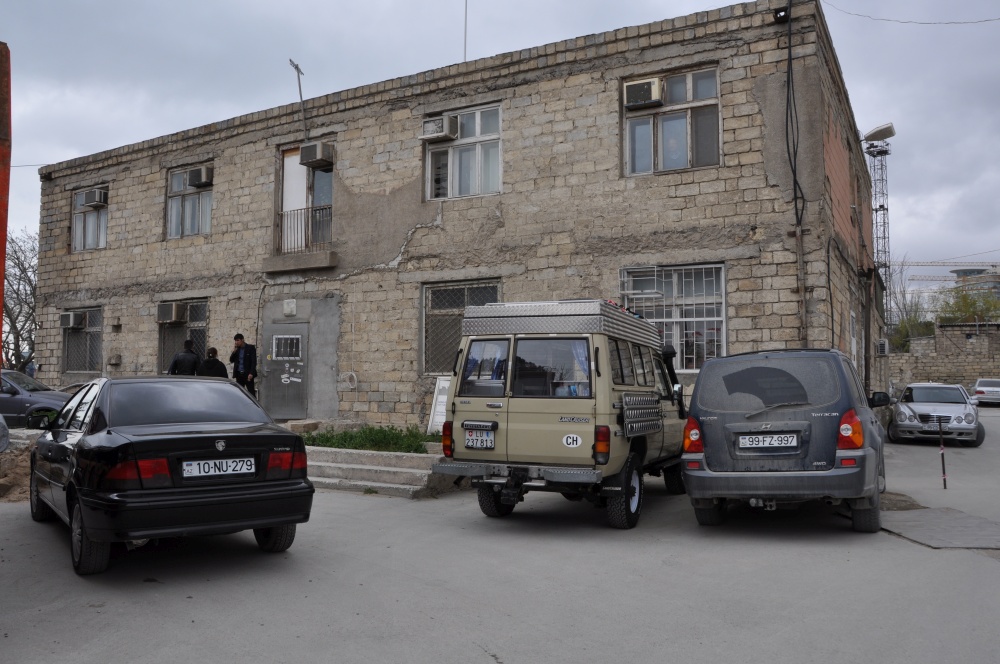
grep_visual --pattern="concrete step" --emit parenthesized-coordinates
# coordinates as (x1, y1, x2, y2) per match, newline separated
(304, 445, 460, 499)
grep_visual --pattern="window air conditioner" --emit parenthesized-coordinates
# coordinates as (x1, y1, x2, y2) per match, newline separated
(624, 78, 663, 110)
(82, 188, 108, 208)
(187, 166, 214, 188)
(419, 115, 459, 142)
(156, 302, 188, 324)
(59, 312, 85, 329)
(299, 142, 334, 168)
(875, 338, 889, 356)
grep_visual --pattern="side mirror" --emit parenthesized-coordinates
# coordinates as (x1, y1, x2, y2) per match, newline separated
(969, 397, 979, 407)
(26, 412, 56, 430)
(674, 384, 686, 419)
(868, 391, 891, 408)
(1, 384, 17, 396)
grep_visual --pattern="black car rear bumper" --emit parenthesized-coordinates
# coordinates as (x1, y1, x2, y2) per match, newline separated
(682, 450, 876, 502)
(77, 479, 315, 542)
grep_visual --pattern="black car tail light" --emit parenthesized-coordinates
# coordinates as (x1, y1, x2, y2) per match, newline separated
(103, 458, 171, 490)
(837, 409, 864, 449)
(266, 451, 308, 480)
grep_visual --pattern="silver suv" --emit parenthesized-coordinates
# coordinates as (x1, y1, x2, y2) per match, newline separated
(681, 349, 891, 532)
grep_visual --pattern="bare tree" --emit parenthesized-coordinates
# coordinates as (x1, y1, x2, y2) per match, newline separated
(3, 229, 37, 372)
(885, 256, 934, 352)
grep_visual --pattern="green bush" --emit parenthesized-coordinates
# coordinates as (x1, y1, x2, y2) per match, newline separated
(303, 425, 436, 454)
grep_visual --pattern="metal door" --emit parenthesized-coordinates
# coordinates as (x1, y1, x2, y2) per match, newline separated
(262, 323, 308, 420)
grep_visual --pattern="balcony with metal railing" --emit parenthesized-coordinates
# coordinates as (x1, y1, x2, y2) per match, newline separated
(263, 205, 339, 273)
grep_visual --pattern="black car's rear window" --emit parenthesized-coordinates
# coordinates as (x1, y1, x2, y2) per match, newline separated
(695, 355, 841, 413)
(108, 381, 271, 427)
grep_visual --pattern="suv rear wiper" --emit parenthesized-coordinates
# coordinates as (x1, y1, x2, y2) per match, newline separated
(745, 401, 809, 418)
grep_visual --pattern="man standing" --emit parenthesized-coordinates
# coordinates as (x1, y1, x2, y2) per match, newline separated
(168, 339, 201, 376)
(230, 333, 258, 397)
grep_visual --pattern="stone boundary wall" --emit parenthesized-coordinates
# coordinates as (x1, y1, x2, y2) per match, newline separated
(886, 324, 1000, 394)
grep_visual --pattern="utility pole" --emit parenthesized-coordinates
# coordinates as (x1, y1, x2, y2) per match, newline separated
(289, 59, 308, 142)
(1, 42, 12, 379)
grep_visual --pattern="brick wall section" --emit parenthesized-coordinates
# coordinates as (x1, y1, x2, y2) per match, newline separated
(887, 325, 1000, 393)
(35, 0, 883, 428)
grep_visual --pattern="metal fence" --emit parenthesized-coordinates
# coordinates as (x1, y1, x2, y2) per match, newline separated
(278, 206, 333, 255)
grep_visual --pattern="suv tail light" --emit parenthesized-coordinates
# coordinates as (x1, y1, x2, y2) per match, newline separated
(104, 458, 171, 489)
(442, 421, 454, 458)
(683, 417, 703, 453)
(593, 425, 610, 465)
(837, 409, 864, 449)
(266, 451, 308, 479)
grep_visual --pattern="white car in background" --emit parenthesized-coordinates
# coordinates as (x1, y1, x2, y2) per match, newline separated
(888, 383, 984, 448)
(973, 378, 1000, 406)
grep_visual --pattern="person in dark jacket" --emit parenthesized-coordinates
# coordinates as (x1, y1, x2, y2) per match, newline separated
(197, 347, 229, 378)
(230, 333, 258, 397)
(168, 339, 201, 376)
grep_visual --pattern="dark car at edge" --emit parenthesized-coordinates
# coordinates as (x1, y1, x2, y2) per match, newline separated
(0, 370, 71, 428)
(28, 376, 314, 574)
(681, 348, 891, 533)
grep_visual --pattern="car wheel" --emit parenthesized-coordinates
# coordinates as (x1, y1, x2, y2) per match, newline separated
(662, 464, 686, 495)
(851, 489, 882, 533)
(606, 453, 643, 529)
(693, 499, 727, 526)
(886, 422, 899, 443)
(71, 501, 111, 575)
(960, 423, 986, 448)
(253, 524, 297, 552)
(29, 466, 55, 522)
(477, 485, 515, 517)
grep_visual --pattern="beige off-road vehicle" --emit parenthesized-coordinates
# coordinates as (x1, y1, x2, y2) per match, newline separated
(432, 300, 686, 528)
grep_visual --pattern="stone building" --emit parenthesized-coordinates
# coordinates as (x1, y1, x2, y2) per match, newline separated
(35, 0, 886, 427)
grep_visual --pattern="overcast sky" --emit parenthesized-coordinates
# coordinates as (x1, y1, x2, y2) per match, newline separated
(4, 0, 1000, 287)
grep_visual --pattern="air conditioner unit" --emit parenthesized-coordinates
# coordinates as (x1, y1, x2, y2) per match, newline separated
(875, 338, 889, 356)
(82, 188, 108, 208)
(299, 141, 334, 168)
(156, 302, 188, 324)
(419, 115, 459, 142)
(59, 312, 85, 329)
(187, 166, 214, 188)
(624, 78, 663, 109)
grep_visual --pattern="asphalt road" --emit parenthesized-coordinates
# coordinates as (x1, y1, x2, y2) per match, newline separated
(2, 412, 999, 664)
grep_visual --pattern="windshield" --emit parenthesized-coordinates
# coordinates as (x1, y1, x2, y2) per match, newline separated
(511, 338, 591, 398)
(109, 381, 272, 427)
(905, 386, 967, 405)
(3, 371, 54, 392)
(977, 379, 1000, 388)
(695, 355, 841, 412)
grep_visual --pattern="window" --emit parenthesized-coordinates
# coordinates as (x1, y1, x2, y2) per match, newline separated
(621, 265, 725, 371)
(71, 189, 108, 252)
(458, 339, 510, 398)
(64, 309, 103, 372)
(158, 300, 208, 374)
(167, 167, 212, 238)
(607, 339, 635, 386)
(427, 106, 501, 199)
(423, 281, 500, 374)
(511, 339, 591, 398)
(280, 147, 333, 253)
(625, 69, 720, 175)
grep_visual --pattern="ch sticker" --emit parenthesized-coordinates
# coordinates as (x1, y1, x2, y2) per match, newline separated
(563, 434, 583, 448)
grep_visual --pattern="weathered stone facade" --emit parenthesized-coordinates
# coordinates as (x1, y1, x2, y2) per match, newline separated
(35, 0, 885, 427)
(886, 324, 1000, 394)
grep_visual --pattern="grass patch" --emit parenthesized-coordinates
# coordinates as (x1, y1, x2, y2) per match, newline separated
(303, 425, 436, 454)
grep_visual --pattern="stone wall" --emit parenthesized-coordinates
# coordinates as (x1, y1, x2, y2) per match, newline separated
(886, 324, 1000, 394)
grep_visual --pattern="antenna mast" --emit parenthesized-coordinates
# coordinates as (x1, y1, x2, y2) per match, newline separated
(289, 59, 308, 142)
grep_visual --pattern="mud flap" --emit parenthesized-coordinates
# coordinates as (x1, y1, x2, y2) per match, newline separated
(501, 467, 530, 505)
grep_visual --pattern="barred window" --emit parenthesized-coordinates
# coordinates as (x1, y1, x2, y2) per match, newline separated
(158, 300, 209, 374)
(423, 281, 500, 374)
(621, 265, 725, 371)
(64, 308, 103, 372)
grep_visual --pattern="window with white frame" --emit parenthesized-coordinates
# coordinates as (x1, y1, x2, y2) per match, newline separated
(621, 265, 725, 371)
(158, 300, 208, 374)
(71, 189, 108, 252)
(426, 106, 501, 199)
(625, 69, 720, 175)
(64, 308, 103, 372)
(167, 167, 213, 238)
(280, 147, 333, 253)
(423, 281, 500, 374)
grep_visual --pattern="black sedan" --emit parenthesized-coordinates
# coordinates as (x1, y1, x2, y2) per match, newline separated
(0, 370, 71, 427)
(28, 376, 314, 574)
